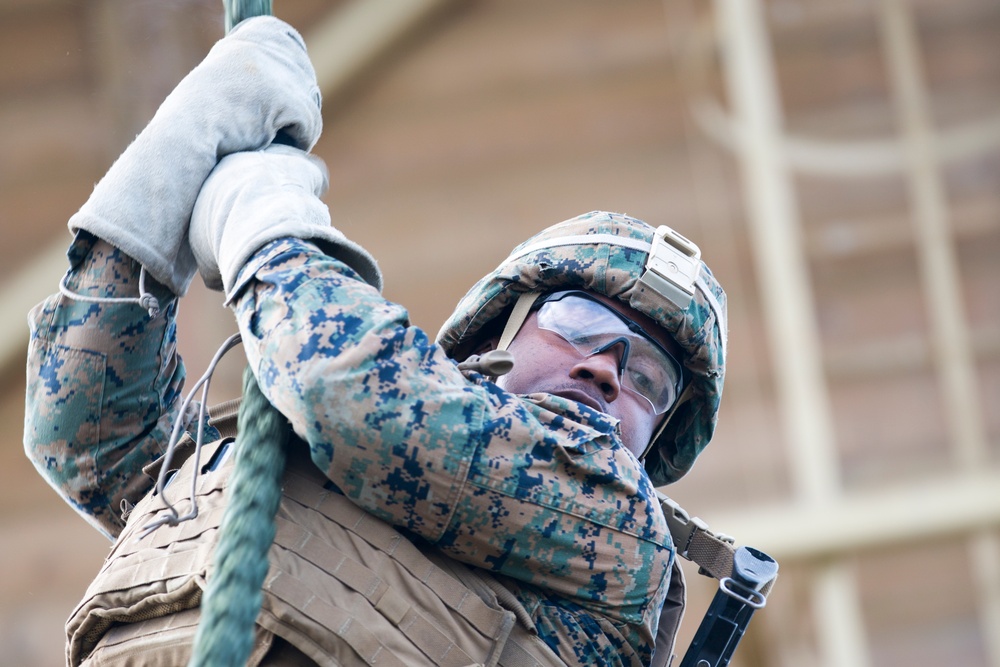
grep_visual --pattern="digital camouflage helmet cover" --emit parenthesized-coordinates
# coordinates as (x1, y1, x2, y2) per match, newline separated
(437, 210, 728, 485)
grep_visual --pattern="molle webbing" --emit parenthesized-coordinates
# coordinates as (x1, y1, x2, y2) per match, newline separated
(212, 398, 562, 666)
(264, 447, 517, 666)
(67, 434, 232, 666)
(67, 427, 568, 666)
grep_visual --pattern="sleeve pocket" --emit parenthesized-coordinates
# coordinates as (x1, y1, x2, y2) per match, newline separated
(25, 339, 107, 454)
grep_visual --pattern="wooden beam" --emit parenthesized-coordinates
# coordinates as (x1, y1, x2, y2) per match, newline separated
(704, 470, 1000, 563)
(305, 0, 466, 106)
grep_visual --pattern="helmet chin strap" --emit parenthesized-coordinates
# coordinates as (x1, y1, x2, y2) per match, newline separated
(496, 291, 543, 352)
(465, 291, 541, 383)
(456, 292, 542, 380)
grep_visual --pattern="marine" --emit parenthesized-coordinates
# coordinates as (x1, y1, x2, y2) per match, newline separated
(24, 16, 727, 667)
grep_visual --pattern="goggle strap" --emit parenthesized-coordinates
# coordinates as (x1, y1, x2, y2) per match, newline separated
(496, 291, 543, 353)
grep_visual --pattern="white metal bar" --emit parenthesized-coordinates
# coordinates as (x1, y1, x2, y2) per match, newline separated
(0, 243, 69, 369)
(878, 2, 998, 665)
(704, 469, 1000, 562)
(971, 533, 1000, 667)
(306, 0, 464, 100)
(689, 97, 1000, 177)
(812, 563, 873, 667)
(677, 19, 1000, 177)
(878, 0, 987, 471)
(711, 1, 870, 665)
(712, 0, 839, 504)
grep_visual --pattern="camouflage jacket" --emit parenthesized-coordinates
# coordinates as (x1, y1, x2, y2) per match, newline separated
(25, 233, 674, 666)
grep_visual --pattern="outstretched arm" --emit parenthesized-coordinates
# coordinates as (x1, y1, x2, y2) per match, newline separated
(228, 237, 672, 664)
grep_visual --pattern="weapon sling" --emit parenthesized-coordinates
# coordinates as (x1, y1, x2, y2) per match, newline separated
(657, 492, 779, 667)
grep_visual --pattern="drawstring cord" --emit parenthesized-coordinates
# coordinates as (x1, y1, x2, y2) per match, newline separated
(59, 265, 162, 318)
(137, 332, 244, 540)
(58, 261, 242, 538)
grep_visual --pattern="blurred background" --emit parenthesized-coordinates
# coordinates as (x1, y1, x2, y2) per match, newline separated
(1, 0, 998, 664)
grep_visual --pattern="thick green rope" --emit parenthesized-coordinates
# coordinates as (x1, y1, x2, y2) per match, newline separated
(188, 5, 295, 665)
(189, 366, 288, 667)
(223, 0, 272, 32)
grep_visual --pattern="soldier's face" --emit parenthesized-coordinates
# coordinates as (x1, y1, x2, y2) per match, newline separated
(496, 292, 679, 459)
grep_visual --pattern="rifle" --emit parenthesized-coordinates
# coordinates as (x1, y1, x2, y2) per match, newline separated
(679, 545, 778, 667)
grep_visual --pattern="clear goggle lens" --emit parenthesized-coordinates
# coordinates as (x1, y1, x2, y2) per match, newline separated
(535, 292, 684, 414)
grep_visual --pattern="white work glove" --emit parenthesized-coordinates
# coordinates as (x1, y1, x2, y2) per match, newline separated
(68, 16, 323, 297)
(190, 144, 382, 302)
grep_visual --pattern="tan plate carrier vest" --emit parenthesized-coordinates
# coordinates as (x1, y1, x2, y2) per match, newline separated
(65, 402, 753, 667)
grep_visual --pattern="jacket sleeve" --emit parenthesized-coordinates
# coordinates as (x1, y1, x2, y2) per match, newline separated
(23, 233, 210, 539)
(231, 238, 674, 662)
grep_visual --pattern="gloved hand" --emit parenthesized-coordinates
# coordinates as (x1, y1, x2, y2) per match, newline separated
(190, 144, 382, 302)
(68, 16, 323, 297)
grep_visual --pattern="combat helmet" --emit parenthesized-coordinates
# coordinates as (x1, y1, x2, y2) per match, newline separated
(436, 210, 728, 485)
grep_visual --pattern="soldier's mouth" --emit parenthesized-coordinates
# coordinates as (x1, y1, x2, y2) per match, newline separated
(553, 389, 606, 414)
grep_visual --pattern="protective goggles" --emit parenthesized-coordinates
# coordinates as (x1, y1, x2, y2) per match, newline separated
(534, 290, 685, 414)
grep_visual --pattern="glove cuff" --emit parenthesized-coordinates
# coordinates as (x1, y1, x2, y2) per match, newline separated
(220, 221, 382, 305)
(190, 146, 383, 302)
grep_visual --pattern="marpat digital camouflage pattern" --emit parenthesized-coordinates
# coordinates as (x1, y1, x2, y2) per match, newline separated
(25, 229, 678, 665)
(25, 234, 219, 538)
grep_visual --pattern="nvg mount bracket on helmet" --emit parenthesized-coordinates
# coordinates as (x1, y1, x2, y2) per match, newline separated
(638, 225, 703, 311)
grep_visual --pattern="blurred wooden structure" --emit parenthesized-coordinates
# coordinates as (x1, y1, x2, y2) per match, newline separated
(1, 0, 997, 665)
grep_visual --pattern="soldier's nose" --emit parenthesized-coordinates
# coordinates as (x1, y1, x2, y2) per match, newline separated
(569, 351, 622, 403)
